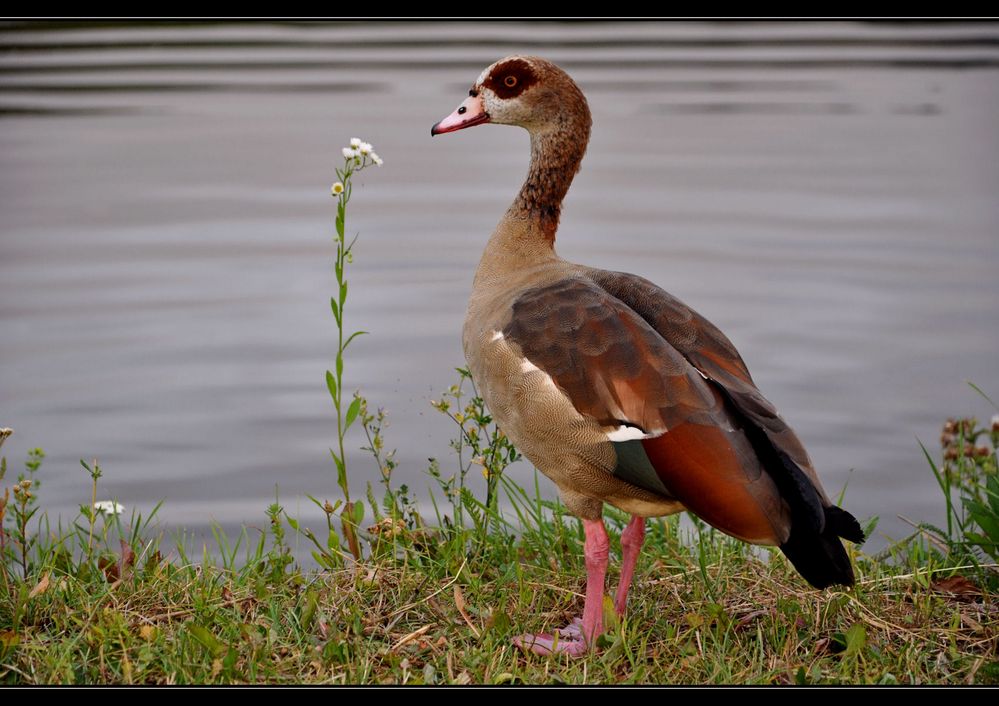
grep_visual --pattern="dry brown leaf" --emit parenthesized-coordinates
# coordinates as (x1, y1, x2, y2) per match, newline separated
(931, 575, 982, 601)
(120, 539, 135, 571)
(391, 624, 433, 652)
(961, 612, 984, 633)
(99, 556, 119, 582)
(28, 572, 50, 599)
(733, 609, 768, 632)
(0, 630, 19, 650)
(813, 636, 833, 656)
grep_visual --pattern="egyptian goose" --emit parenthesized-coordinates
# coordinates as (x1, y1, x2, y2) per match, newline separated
(432, 56, 864, 657)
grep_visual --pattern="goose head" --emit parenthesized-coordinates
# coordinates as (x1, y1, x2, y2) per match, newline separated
(431, 56, 590, 137)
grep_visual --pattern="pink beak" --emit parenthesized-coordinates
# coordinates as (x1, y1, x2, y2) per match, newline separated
(431, 94, 490, 136)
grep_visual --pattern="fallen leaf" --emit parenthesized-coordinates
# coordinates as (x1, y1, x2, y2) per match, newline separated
(392, 624, 433, 652)
(931, 575, 982, 601)
(734, 609, 768, 632)
(188, 623, 225, 657)
(454, 670, 472, 685)
(813, 636, 833, 656)
(842, 623, 867, 658)
(0, 630, 19, 652)
(99, 556, 119, 582)
(119, 539, 135, 576)
(28, 572, 50, 599)
(961, 613, 983, 633)
(683, 612, 703, 628)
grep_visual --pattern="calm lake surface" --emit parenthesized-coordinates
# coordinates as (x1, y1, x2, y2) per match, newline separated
(2, 21, 998, 551)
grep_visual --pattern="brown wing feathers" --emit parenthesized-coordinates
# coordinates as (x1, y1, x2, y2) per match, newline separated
(589, 268, 865, 586)
(504, 277, 790, 545)
(503, 278, 716, 435)
(504, 273, 864, 587)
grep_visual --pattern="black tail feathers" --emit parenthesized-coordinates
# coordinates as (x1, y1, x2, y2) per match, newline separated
(780, 505, 866, 590)
(825, 505, 865, 545)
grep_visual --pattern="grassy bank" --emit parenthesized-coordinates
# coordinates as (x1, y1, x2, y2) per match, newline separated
(1, 424, 997, 684)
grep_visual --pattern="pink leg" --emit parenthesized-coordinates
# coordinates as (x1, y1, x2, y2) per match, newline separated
(513, 518, 609, 657)
(614, 515, 646, 616)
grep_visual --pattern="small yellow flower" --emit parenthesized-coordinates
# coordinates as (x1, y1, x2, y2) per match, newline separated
(331, 182, 344, 196)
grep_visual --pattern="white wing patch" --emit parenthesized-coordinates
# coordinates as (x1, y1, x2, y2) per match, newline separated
(605, 425, 666, 442)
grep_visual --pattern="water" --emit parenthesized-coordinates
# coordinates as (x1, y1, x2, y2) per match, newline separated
(1, 21, 997, 550)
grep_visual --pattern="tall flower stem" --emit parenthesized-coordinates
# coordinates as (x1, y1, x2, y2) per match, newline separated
(327, 140, 382, 560)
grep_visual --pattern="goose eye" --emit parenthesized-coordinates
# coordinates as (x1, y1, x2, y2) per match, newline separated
(504, 75, 517, 88)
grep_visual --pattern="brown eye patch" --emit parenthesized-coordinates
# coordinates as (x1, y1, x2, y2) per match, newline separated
(483, 58, 537, 99)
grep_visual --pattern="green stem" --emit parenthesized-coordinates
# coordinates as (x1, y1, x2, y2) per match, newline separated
(19, 500, 28, 580)
(88, 471, 97, 557)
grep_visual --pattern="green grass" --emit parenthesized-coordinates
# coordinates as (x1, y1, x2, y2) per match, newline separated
(1, 457, 997, 684)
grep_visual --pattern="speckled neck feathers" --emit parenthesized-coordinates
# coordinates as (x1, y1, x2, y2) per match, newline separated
(510, 102, 591, 242)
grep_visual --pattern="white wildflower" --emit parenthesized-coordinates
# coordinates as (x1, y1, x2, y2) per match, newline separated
(94, 500, 125, 516)
(371, 153, 383, 166)
(331, 181, 344, 196)
(342, 147, 358, 159)
(349, 137, 361, 148)
(359, 141, 372, 155)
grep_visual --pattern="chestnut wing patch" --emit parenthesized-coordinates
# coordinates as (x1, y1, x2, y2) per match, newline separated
(502, 277, 719, 438)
